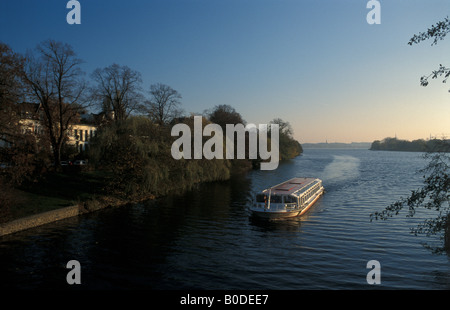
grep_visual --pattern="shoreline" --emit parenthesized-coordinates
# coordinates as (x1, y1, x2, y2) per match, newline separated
(0, 156, 299, 237)
(0, 194, 148, 237)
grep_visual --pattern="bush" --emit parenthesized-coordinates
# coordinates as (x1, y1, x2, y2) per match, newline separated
(89, 117, 232, 200)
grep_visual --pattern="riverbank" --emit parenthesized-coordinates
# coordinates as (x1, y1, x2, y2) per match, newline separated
(0, 155, 298, 237)
(0, 195, 133, 237)
(0, 170, 138, 236)
(2, 171, 106, 221)
(0, 165, 242, 236)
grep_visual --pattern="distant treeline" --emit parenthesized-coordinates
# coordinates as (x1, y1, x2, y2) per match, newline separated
(302, 142, 371, 149)
(370, 137, 450, 152)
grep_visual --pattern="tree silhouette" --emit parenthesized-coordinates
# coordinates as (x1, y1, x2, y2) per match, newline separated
(23, 40, 87, 168)
(144, 83, 182, 125)
(371, 18, 450, 254)
(90, 64, 143, 122)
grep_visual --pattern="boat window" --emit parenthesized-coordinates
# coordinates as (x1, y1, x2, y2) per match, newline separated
(270, 195, 282, 203)
(284, 195, 296, 203)
(256, 194, 268, 203)
(256, 194, 284, 203)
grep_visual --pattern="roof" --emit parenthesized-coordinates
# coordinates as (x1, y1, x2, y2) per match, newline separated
(262, 178, 317, 196)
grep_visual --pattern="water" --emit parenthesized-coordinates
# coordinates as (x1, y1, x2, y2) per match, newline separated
(1, 149, 450, 290)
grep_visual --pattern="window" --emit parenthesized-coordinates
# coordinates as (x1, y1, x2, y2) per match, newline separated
(256, 194, 267, 203)
(270, 195, 282, 203)
(255, 194, 283, 203)
(285, 196, 296, 203)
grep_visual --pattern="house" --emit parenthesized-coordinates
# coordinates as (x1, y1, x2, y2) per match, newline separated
(1, 102, 98, 153)
(67, 123, 97, 152)
(0, 102, 43, 148)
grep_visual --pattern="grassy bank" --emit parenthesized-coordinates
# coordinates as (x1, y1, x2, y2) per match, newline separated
(5, 170, 110, 222)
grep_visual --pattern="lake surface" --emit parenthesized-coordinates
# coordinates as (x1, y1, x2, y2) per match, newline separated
(1, 149, 450, 290)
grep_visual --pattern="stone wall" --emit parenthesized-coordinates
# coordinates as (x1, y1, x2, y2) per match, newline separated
(0, 195, 140, 237)
(0, 205, 80, 237)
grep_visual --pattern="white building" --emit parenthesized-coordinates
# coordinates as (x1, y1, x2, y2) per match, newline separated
(67, 123, 97, 152)
(1, 103, 98, 154)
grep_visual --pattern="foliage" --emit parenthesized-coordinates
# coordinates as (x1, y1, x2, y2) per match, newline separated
(270, 118, 303, 161)
(206, 105, 245, 129)
(0, 42, 51, 218)
(0, 43, 25, 143)
(370, 137, 449, 152)
(408, 16, 450, 46)
(89, 117, 232, 200)
(408, 16, 450, 90)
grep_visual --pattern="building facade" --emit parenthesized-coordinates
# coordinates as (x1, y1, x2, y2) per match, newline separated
(67, 124, 97, 152)
(1, 103, 98, 154)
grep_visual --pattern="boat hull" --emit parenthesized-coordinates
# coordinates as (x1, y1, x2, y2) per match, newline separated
(250, 210, 301, 219)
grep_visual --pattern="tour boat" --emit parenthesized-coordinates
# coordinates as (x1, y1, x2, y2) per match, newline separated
(249, 177, 324, 219)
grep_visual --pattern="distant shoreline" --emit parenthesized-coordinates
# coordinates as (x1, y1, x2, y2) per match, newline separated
(369, 137, 450, 152)
(302, 142, 371, 149)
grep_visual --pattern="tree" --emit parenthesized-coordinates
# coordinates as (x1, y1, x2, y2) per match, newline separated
(408, 16, 450, 89)
(270, 118, 303, 160)
(90, 63, 143, 122)
(206, 104, 245, 130)
(0, 43, 25, 147)
(369, 137, 438, 152)
(0, 43, 26, 220)
(89, 116, 231, 199)
(22, 40, 87, 168)
(371, 18, 450, 254)
(1, 43, 49, 180)
(203, 105, 253, 171)
(144, 83, 182, 125)
(270, 118, 293, 137)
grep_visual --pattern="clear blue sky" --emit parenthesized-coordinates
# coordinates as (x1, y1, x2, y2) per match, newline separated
(1, 0, 449, 143)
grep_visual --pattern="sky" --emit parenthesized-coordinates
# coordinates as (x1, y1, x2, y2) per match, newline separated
(1, 0, 450, 143)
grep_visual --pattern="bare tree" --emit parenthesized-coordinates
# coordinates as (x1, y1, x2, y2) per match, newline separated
(145, 83, 182, 125)
(23, 40, 87, 167)
(90, 64, 143, 122)
(0, 42, 25, 146)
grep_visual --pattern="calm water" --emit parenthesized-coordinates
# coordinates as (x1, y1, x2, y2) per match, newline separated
(1, 149, 450, 290)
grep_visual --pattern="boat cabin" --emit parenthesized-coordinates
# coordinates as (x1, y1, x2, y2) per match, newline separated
(256, 178, 322, 207)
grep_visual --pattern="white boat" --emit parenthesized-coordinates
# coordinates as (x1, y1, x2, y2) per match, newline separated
(249, 177, 324, 219)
